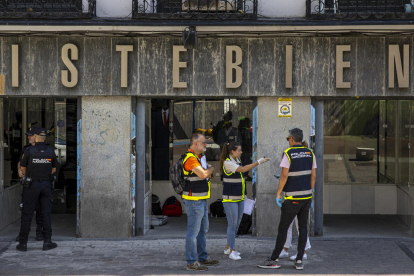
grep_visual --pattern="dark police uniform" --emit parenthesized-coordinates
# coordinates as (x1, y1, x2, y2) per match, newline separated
(16, 140, 44, 242)
(17, 128, 58, 251)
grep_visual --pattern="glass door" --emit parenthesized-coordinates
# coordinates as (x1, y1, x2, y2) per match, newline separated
(398, 101, 410, 188)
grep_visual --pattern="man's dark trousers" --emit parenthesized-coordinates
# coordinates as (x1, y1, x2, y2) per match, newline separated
(271, 199, 312, 261)
(21, 187, 43, 230)
(19, 181, 52, 244)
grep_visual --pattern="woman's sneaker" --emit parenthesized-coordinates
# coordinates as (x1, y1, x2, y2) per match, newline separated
(290, 253, 307, 261)
(186, 261, 208, 271)
(257, 258, 281, 269)
(224, 248, 241, 255)
(295, 260, 304, 270)
(229, 251, 241, 260)
(279, 250, 289, 258)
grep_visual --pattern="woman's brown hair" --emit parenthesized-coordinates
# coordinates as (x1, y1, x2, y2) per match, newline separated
(219, 142, 241, 174)
(302, 140, 309, 148)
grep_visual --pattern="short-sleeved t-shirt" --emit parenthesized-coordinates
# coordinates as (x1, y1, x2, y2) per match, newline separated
(20, 142, 58, 169)
(280, 153, 317, 169)
(183, 149, 202, 172)
(223, 156, 240, 174)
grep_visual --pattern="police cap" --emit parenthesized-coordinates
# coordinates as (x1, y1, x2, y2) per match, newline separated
(25, 127, 37, 136)
(34, 127, 47, 136)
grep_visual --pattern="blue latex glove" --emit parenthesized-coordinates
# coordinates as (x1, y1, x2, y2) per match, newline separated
(276, 197, 283, 207)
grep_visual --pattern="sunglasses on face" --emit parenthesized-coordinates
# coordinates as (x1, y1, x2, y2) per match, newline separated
(286, 137, 291, 141)
(198, 141, 207, 145)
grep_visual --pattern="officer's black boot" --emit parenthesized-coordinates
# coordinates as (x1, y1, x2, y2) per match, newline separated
(16, 243, 27, 252)
(35, 226, 43, 241)
(43, 240, 57, 251)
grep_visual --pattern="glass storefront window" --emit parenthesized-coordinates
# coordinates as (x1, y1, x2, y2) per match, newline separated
(324, 99, 413, 189)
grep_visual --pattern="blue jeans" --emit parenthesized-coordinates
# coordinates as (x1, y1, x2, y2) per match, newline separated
(183, 199, 209, 265)
(223, 201, 245, 249)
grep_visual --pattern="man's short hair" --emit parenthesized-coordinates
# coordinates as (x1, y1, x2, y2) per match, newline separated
(289, 128, 303, 143)
(35, 135, 47, 142)
(190, 133, 204, 146)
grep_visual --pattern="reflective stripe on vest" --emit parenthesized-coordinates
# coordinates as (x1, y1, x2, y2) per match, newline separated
(288, 170, 312, 177)
(283, 145, 314, 201)
(222, 157, 245, 203)
(182, 151, 211, 201)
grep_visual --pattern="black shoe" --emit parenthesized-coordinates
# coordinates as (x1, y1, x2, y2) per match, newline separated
(36, 231, 43, 241)
(16, 243, 27, 252)
(43, 240, 57, 251)
(15, 235, 19, 242)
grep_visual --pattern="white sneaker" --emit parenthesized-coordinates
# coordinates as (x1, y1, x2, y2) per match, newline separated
(229, 251, 241, 260)
(224, 249, 241, 255)
(279, 250, 289, 259)
(290, 253, 307, 261)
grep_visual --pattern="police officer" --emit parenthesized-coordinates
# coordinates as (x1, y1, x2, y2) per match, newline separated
(17, 128, 58, 252)
(258, 128, 316, 270)
(15, 127, 43, 242)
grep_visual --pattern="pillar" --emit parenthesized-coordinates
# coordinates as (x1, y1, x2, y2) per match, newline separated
(255, 97, 311, 236)
(79, 96, 133, 237)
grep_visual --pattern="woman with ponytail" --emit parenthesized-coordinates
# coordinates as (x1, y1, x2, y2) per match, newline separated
(219, 142, 270, 260)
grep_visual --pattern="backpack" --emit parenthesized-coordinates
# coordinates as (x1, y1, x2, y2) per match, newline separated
(210, 199, 226, 217)
(161, 196, 182, 217)
(152, 194, 162, 215)
(169, 154, 187, 195)
(237, 214, 252, 235)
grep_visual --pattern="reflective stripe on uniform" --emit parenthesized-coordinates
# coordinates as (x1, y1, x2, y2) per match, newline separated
(287, 170, 312, 177)
(182, 191, 209, 197)
(222, 195, 243, 200)
(223, 178, 242, 183)
(187, 176, 204, 181)
(285, 189, 312, 197)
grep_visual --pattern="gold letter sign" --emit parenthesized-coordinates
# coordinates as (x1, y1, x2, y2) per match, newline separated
(116, 45, 133, 88)
(61, 44, 79, 88)
(389, 44, 409, 88)
(173, 45, 187, 88)
(336, 45, 351, 89)
(226, 46, 242, 88)
(12, 44, 18, 87)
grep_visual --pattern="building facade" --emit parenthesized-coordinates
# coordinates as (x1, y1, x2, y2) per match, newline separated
(0, 0, 414, 237)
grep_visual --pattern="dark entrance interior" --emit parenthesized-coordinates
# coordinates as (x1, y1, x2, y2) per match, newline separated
(0, 98, 78, 240)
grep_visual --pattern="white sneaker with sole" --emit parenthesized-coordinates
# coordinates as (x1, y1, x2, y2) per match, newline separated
(290, 253, 307, 261)
(229, 251, 241, 260)
(279, 250, 289, 259)
(224, 248, 241, 255)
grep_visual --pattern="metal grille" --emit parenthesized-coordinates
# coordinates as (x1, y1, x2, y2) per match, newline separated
(307, 0, 414, 19)
(132, 0, 257, 20)
(0, 0, 96, 19)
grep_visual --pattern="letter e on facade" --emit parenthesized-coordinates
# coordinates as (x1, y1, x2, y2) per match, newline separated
(61, 44, 79, 88)
(336, 45, 351, 89)
(389, 44, 409, 88)
(226, 46, 242, 88)
(173, 45, 187, 88)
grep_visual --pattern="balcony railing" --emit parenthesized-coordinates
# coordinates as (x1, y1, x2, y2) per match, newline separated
(0, 0, 96, 19)
(307, 0, 414, 19)
(132, 0, 257, 20)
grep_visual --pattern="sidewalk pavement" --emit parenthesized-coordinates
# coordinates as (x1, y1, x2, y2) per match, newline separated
(1, 237, 414, 275)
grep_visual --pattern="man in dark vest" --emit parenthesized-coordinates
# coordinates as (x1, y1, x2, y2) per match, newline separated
(258, 128, 316, 270)
(16, 128, 58, 252)
(15, 127, 43, 242)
